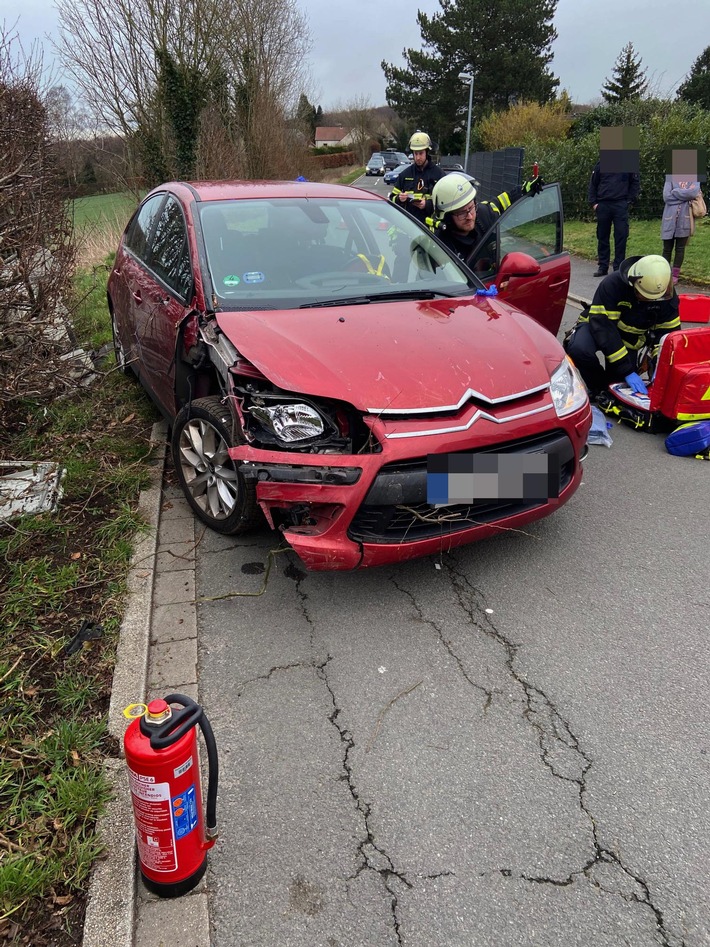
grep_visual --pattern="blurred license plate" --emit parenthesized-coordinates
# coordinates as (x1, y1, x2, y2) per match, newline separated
(426, 452, 559, 506)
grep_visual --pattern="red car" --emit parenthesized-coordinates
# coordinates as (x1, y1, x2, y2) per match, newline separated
(108, 180, 590, 571)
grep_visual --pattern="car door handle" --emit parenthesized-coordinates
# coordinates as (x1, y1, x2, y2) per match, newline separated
(549, 279, 567, 289)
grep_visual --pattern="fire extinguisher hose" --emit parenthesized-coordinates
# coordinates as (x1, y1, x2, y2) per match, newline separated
(198, 712, 219, 839)
(156, 693, 219, 841)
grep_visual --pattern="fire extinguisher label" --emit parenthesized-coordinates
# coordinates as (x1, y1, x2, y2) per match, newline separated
(174, 755, 193, 778)
(171, 784, 199, 839)
(128, 769, 177, 872)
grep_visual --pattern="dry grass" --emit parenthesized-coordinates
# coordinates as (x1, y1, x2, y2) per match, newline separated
(75, 213, 127, 268)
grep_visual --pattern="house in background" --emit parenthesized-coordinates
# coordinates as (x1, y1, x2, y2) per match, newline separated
(314, 126, 356, 148)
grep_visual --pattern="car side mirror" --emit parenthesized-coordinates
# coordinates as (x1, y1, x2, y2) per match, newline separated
(495, 251, 541, 292)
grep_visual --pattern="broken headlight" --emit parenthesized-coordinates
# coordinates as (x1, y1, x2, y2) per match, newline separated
(248, 403, 326, 443)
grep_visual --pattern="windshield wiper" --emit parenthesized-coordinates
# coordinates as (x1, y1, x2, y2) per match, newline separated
(299, 288, 454, 309)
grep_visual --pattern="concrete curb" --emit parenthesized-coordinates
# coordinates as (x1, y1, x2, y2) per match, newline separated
(82, 419, 167, 947)
(567, 291, 589, 310)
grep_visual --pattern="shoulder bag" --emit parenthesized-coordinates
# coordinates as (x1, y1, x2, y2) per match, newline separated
(690, 189, 707, 219)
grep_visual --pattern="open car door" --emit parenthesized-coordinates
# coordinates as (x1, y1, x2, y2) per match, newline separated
(467, 183, 570, 336)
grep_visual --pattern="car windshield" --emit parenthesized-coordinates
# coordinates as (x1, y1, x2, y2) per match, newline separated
(199, 196, 477, 310)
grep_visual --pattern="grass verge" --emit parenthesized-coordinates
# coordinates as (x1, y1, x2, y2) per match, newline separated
(69, 194, 142, 269)
(0, 260, 159, 945)
(563, 217, 710, 285)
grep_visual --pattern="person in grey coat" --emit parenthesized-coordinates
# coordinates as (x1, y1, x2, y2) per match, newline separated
(661, 176, 700, 283)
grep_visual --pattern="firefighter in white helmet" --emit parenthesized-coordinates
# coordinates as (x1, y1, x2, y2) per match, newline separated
(428, 171, 544, 267)
(388, 132, 445, 224)
(564, 255, 680, 399)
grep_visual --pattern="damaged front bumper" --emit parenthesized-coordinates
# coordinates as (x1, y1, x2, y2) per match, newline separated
(229, 405, 590, 571)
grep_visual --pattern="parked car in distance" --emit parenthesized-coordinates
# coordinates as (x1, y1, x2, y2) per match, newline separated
(108, 180, 588, 571)
(366, 154, 386, 176)
(441, 162, 464, 173)
(380, 151, 409, 170)
(383, 162, 409, 185)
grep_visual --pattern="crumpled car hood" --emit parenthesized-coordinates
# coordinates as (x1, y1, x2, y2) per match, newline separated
(215, 296, 563, 411)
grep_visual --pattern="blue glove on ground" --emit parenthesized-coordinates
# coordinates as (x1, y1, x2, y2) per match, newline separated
(624, 372, 648, 396)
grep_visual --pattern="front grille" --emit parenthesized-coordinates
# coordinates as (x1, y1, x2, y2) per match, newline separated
(348, 430, 575, 544)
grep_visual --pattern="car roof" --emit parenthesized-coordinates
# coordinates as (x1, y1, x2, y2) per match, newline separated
(145, 180, 383, 203)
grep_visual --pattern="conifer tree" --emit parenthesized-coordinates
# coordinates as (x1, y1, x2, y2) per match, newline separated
(676, 45, 710, 110)
(601, 43, 648, 103)
(382, 0, 559, 153)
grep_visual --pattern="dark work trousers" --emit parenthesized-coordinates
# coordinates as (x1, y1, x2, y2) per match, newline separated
(595, 200, 630, 271)
(563, 323, 608, 395)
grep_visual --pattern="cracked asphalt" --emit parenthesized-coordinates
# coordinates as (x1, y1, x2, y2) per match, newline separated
(196, 403, 709, 945)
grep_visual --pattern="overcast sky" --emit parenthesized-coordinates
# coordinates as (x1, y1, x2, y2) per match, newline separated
(10, 0, 710, 109)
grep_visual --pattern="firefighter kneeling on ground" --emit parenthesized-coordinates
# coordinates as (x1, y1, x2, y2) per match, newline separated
(427, 171, 544, 267)
(563, 254, 680, 401)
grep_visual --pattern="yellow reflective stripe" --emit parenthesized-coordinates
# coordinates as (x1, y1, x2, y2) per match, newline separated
(589, 305, 621, 320)
(618, 322, 645, 335)
(356, 254, 376, 275)
(607, 346, 628, 363)
(579, 312, 590, 322)
(677, 411, 710, 421)
(655, 318, 681, 329)
(391, 187, 403, 196)
(626, 339, 644, 350)
(497, 192, 512, 210)
(356, 254, 387, 276)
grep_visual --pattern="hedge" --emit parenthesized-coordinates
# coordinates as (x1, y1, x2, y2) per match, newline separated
(524, 99, 710, 221)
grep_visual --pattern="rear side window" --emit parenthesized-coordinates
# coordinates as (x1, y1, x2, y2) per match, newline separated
(125, 195, 164, 262)
(148, 197, 192, 299)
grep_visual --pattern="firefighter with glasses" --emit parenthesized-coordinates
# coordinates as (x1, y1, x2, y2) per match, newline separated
(428, 171, 544, 265)
(563, 254, 680, 400)
(389, 132, 446, 224)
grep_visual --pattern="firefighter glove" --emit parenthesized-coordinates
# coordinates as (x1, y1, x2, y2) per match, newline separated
(522, 176, 544, 196)
(624, 372, 648, 396)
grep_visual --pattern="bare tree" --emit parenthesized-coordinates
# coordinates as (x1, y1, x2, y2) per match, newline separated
(54, 0, 312, 183)
(329, 96, 378, 163)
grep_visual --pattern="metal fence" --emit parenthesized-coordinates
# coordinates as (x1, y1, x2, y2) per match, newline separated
(441, 148, 524, 202)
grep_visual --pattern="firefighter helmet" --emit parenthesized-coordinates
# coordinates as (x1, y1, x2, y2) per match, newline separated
(432, 173, 477, 219)
(627, 255, 672, 300)
(409, 131, 433, 152)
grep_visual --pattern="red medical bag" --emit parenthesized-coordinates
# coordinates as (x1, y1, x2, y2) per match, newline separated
(597, 327, 710, 431)
(648, 327, 710, 422)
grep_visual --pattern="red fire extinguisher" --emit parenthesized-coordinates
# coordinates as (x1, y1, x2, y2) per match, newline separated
(123, 693, 218, 897)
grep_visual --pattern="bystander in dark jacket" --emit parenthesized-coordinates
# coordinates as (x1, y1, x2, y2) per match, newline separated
(588, 162, 640, 276)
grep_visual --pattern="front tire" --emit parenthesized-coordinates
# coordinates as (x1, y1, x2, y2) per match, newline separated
(171, 396, 260, 535)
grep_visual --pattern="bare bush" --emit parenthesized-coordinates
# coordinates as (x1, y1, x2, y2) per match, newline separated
(0, 28, 80, 436)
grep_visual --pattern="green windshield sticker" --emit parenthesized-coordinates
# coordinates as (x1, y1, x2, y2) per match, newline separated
(223, 275, 241, 286)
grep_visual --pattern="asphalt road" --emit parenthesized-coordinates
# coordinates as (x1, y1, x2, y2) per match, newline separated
(196, 179, 710, 946)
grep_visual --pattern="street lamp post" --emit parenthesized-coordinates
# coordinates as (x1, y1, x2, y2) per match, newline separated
(458, 71, 474, 173)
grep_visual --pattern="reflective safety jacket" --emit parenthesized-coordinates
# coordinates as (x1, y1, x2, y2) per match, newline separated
(579, 257, 680, 379)
(389, 159, 445, 223)
(427, 186, 525, 264)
